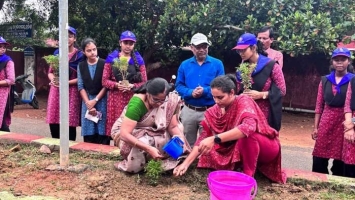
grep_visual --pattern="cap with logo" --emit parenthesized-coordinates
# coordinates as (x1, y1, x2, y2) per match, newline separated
(232, 33, 257, 50)
(332, 47, 351, 58)
(120, 31, 137, 42)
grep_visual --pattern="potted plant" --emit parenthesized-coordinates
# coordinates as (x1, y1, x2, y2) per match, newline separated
(236, 62, 256, 92)
(43, 55, 60, 85)
(112, 57, 129, 86)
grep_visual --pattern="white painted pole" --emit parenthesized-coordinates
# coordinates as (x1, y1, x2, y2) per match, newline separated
(58, 0, 69, 167)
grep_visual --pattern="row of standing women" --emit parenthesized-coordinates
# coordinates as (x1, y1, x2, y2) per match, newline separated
(312, 47, 355, 178)
(46, 27, 147, 145)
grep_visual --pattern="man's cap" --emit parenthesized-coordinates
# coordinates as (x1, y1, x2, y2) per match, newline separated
(190, 33, 211, 46)
(232, 33, 257, 50)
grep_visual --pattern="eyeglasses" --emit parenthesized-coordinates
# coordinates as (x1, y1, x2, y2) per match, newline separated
(192, 44, 208, 50)
(0, 46, 6, 49)
(149, 94, 168, 103)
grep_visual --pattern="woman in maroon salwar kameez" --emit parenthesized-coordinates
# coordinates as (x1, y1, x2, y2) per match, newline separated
(233, 33, 286, 131)
(312, 47, 354, 176)
(102, 30, 147, 137)
(46, 26, 84, 141)
(174, 75, 286, 184)
(342, 49, 355, 178)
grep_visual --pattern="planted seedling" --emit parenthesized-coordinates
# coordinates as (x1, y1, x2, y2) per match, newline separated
(145, 159, 163, 186)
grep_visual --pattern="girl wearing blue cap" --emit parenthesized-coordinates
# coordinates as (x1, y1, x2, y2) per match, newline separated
(0, 36, 15, 132)
(103, 30, 147, 138)
(343, 48, 355, 178)
(312, 47, 354, 176)
(233, 33, 286, 131)
(46, 26, 84, 141)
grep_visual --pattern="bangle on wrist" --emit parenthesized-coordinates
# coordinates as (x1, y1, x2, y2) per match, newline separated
(133, 140, 139, 148)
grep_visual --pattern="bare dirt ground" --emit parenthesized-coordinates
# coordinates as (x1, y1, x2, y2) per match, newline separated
(4, 95, 349, 199)
(1, 144, 354, 200)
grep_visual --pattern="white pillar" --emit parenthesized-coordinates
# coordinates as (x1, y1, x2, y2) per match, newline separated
(58, 0, 69, 167)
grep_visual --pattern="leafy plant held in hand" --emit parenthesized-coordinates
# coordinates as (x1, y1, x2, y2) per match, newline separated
(43, 55, 60, 77)
(236, 62, 256, 91)
(112, 57, 129, 85)
(145, 160, 163, 186)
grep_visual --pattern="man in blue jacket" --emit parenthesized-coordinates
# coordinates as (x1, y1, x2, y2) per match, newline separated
(176, 33, 225, 147)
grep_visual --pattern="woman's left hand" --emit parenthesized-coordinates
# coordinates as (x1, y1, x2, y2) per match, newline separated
(198, 136, 214, 155)
(243, 90, 263, 100)
(345, 129, 355, 143)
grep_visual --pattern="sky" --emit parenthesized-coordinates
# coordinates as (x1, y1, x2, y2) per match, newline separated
(0, 0, 46, 23)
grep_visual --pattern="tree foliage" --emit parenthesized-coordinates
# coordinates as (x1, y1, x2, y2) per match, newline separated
(4, 0, 355, 67)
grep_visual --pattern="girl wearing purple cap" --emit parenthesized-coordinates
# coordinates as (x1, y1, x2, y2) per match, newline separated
(0, 36, 15, 132)
(313, 47, 354, 177)
(103, 30, 147, 138)
(46, 27, 84, 141)
(233, 33, 286, 131)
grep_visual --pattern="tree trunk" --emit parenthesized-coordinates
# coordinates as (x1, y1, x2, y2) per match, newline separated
(146, 62, 162, 74)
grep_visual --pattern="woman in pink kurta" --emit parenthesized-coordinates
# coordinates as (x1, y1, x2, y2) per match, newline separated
(233, 33, 286, 131)
(343, 56, 355, 178)
(102, 31, 147, 137)
(46, 26, 84, 141)
(312, 47, 354, 176)
(174, 75, 286, 184)
(0, 37, 15, 131)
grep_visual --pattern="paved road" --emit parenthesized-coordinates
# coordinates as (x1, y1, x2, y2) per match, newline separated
(10, 117, 314, 171)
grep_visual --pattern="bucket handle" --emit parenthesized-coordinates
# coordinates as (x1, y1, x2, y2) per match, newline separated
(251, 181, 258, 199)
(172, 136, 184, 147)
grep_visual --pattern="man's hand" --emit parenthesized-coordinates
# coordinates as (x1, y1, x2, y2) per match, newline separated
(192, 86, 203, 98)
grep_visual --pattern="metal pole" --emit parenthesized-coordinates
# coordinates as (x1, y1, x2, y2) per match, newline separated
(58, 0, 69, 167)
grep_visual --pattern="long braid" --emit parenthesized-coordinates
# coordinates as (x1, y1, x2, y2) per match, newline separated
(131, 51, 142, 82)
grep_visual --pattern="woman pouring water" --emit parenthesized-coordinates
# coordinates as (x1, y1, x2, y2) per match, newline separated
(173, 75, 286, 183)
(111, 77, 190, 173)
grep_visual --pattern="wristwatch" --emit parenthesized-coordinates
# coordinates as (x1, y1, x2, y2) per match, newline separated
(214, 135, 221, 144)
(94, 97, 99, 102)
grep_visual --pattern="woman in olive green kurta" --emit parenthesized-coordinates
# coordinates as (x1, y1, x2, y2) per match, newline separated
(111, 78, 190, 173)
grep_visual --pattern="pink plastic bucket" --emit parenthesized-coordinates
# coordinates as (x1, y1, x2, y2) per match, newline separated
(207, 170, 257, 200)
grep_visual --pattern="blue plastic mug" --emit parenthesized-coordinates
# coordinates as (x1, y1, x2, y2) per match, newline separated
(163, 137, 184, 160)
